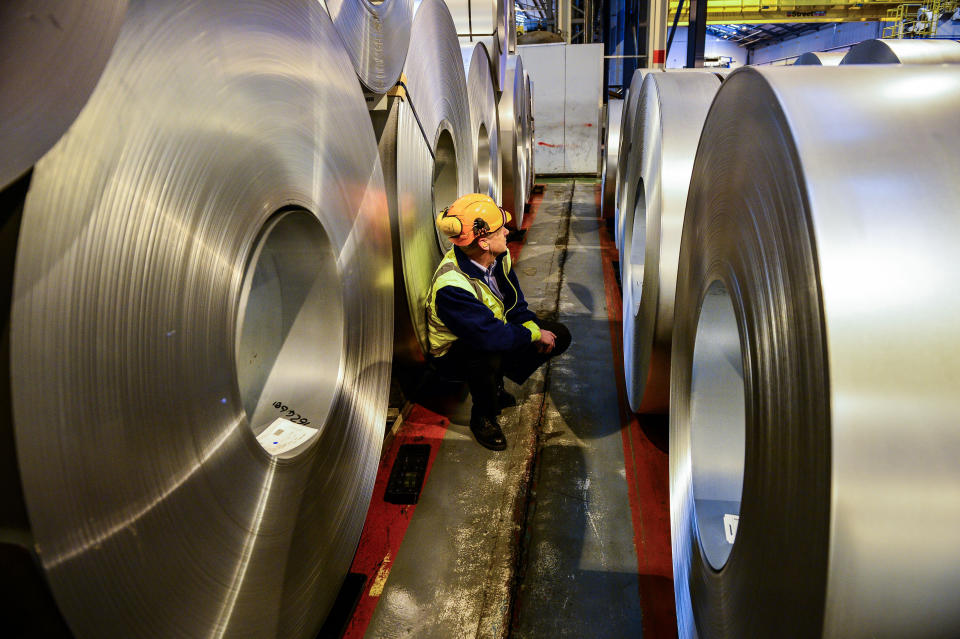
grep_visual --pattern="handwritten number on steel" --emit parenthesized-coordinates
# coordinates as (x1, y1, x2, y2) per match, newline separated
(273, 401, 310, 425)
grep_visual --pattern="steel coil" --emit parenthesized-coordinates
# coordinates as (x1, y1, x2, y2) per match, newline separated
(616, 69, 720, 241)
(0, 1, 127, 189)
(448, 0, 508, 92)
(529, 75, 536, 194)
(614, 69, 650, 250)
(671, 65, 960, 638)
(841, 38, 960, 64)
(461, 42, 503, 204)
(601, 98, 624, 220)
(379, 0, 474, 361)
(10, 1, 393, 636)
(508, 1, 516, 53)
(524, 71, 536, 201)
(616, 69, 716, 257)
(325, 0, 414, 93)
(622, 71, 720, 415)
(794, 51, 845, 66)
(522, 69, 533, 200)
(499, 54, 527, 225)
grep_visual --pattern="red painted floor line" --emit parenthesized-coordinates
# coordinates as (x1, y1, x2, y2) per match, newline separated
(508, 184, 542, 264)
(596, 184, 677, 638)
(342, 405, 450, 639)
(344, 190, 541, 638)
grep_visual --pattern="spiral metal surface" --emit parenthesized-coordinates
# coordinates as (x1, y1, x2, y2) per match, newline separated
(601, 98, 623, 220)
(10, 1, 393, 636)
(507, 0, 516, 53)
(461, 42, 503, 204)
(616, 69, 716, 257)
(448, 0, 507, 92)
(614, 69, 650, 250)
(524, 71, 536, 202)
(381, 0, 473, 361)
(529, 75, 536, 195)
(841, 38, 960, 64)
(325, 0, 414, 93)
(0, 1, 127, 189)
(499, 54, 527, 226)
(794, 51, 845, 66)
(622, 71, 719, 415)
(671, 65, 960, 638)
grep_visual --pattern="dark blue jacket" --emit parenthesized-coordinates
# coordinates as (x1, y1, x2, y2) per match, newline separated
(433, 247, 539, 352)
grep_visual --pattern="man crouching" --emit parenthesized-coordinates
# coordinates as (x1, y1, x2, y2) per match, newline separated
(426, 193, 571, 450)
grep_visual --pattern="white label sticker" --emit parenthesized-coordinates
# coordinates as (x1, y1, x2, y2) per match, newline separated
(256, 417, 318, 456)
(723, 513, 739, 544)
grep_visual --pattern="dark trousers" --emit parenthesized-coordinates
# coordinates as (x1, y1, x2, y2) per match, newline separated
(432, 318, 571, 418)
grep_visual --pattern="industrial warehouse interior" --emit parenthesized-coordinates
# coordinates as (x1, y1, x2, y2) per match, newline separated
(1, 1, 959, 637)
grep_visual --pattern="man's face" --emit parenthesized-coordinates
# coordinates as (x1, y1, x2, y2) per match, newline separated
(483, 225, 509, 256)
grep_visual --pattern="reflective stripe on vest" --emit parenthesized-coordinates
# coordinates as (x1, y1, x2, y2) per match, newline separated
(425, 251, 508, 357)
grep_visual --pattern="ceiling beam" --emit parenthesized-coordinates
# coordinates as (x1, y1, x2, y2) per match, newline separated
(666, 1, 901, 23)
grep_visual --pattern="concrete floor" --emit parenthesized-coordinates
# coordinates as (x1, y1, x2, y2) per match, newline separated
(346, 179, 672, 639)
(511, 181, 644, 638)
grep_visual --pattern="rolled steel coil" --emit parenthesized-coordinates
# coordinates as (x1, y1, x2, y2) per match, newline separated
(522, 71, 533, 202)
(379, 0, 474, 361)
(515, 66, 527, 210)
(10, 1, 393, 636)
(841, 38, 960, 64)
(529, 75, 536, 195)
(616, 69, 716, 256)
(615, 68, 720, 233)
(614, 69, 650, 250)
(325, 0, 414, 93)
(794, 51, 845, 66)
(447, 0, 508, 92)
(499, 54, 527, 226)
(601, 98, 624, 220)
(671, 65, 960, 638)
(622, 71, 720, 415)
(461, 42, 503, 204)
(0, 1, 127, 189)
(508, 1, 517, 53)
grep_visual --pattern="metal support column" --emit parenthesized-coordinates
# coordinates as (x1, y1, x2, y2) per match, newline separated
(647, 0, 668, 68)
(686, 0, 707, 67)
(559, 0, 599, 43)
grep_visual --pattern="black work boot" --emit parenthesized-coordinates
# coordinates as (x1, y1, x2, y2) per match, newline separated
(469, 414, 507, 451)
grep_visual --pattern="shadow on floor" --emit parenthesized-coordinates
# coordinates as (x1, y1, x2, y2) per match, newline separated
(512, 443, 647, 638)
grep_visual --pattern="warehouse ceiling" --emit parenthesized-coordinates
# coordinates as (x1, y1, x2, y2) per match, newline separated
(516, 0, 553, 28)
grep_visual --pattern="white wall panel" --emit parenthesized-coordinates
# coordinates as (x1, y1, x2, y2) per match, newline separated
(517, 43, 565, 173)
(519, 43, 602, 174)
(563, 43, 603, 174)
(749, 22, 883, 65)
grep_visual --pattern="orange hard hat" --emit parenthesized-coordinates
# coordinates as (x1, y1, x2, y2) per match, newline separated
(436, 193, 512, 247)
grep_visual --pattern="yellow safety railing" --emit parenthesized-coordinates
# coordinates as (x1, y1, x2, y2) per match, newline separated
(883, 0, 959, 38)
(667, 0, 909, 24)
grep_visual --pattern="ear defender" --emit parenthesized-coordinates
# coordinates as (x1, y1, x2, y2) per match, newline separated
(436, 209, 463, 239)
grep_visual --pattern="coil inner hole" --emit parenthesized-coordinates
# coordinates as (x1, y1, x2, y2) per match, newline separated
(433, 128, 458, 252)
(690, 280, 746, 570)
(477, 123, 491, 198)
(628, 178, 646, 316)
(236, 209, 345, 459)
